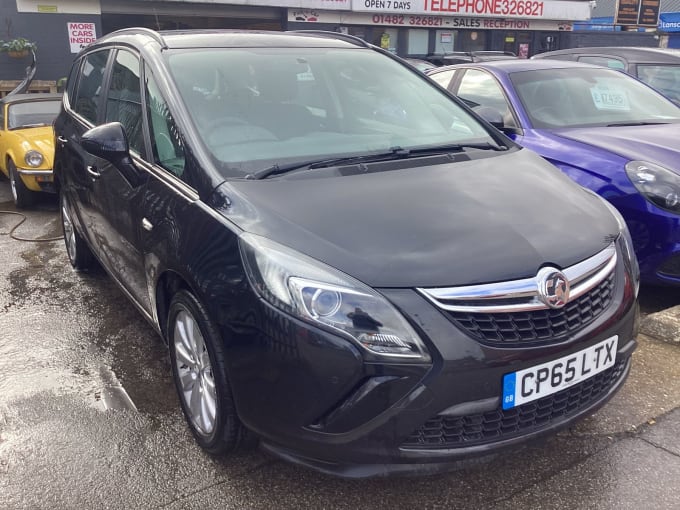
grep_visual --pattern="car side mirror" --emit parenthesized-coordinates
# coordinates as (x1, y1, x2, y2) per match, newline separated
(473, 106, 505, 130)
(81, 121, 146, 186)
(81, 122, 130, 163)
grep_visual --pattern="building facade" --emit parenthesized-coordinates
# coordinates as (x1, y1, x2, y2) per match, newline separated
(0, 0, 598, 83)
(581, 0, 680, 48)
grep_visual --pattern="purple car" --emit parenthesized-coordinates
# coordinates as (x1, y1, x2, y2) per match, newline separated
(428, 60, 680, 285)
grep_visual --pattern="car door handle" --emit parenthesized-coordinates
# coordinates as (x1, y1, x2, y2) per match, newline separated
(86, 165, 101, 179)
(57, 136, 68, 145)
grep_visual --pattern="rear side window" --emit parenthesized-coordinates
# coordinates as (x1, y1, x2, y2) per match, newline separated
(430, 69, 455, 89)
(577, 56, 626, 71)
(105, 50, 144, 154)
(73, 49, 110, 124)
(636, 65, 680, 102)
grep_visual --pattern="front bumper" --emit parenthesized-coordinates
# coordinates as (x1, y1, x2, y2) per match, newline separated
(17, 168, 55, 193)
(263, 349, 633, 478)
(616, 198, 680, 285)
(225, 247, 638, 477)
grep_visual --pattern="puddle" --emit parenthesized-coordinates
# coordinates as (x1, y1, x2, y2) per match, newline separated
(2, 213, 175, 416)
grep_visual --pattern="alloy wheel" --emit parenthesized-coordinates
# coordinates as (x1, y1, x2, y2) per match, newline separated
(61, 197, 77, 263)
(173, 310, 217, 436)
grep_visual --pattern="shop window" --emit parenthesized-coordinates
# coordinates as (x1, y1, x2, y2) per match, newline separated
(466, 31, 485, 52)
(373, 29, 398, 54)
(408, 29, 428, 56)
(435, 30, 455, 53)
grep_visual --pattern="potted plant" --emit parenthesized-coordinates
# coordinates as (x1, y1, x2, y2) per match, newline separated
(0, 37, 37, 58)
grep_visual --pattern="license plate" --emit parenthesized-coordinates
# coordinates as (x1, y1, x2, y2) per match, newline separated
(502, 336, 618, 410)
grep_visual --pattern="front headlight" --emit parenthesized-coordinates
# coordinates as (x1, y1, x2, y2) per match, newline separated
(24, 150, 44, 168)
(625, 160, 680, 214)
(239, 233, 430, 362)
(600, 198, 640, 297)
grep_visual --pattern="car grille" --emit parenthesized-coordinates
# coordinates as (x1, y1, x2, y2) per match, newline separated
(401, 358, 627, 450)
(446, 272, 615, 344)
(417, 243, 618, 347)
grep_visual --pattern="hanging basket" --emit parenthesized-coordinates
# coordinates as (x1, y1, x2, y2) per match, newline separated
(7, 49, 29, 58)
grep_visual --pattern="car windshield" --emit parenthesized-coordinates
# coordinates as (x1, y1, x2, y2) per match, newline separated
(7, 99, 61, 129)
(510, 68, 680, 129)
(166, 47, 495, 176)
(636, 64, 680, 102)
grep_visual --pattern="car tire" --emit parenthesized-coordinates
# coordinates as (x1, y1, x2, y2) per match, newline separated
(60, 189, 95, 271)
(168, 290, 254, 455)
(8, 160, 36, 208)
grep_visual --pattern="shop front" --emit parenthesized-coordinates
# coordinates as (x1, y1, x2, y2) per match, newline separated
(287, 8, 578, 57)
(99, 0, 589, 57)
(659, 12, 680, 48)
(99, 0, 284, 32)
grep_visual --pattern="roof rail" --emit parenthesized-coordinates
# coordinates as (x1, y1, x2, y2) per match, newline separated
(106, 27, 168, 49)
(287, 30, 370, 48)
(472, 50, 516, 56)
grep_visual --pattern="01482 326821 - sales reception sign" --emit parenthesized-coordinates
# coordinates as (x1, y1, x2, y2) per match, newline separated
(351, 0, 590, 20)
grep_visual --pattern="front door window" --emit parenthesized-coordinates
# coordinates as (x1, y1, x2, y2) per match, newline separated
(457, 69, 517, 128)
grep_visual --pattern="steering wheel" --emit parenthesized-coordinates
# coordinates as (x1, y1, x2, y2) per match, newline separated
(531, 106, 562, 125)
(205, 117, 278, 146)
(203, 116, 250, 132)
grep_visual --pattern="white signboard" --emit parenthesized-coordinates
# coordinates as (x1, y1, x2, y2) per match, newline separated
(289, 9, 573, 30)
(68, 22, 97, 53)
(351, 0, 590, 20)
(18, 0, 101, 14)
(241, 0, 351, 7)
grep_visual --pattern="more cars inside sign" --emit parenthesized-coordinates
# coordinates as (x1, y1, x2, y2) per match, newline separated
(68, 22, 97, 53)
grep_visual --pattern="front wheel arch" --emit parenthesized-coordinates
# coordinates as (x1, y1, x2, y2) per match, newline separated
(167, 289, 254, 454)
(155, 270, 191, 343)
(8, 158, 36, 208)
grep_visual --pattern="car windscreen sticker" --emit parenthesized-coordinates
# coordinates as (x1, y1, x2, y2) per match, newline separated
(590, 84, 630, 111)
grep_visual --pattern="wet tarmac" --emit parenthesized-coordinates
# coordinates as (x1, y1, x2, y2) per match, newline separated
(1, 182, 680, 509)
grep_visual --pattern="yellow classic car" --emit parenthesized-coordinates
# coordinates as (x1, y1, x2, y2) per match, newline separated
(0, 93, 61, 208)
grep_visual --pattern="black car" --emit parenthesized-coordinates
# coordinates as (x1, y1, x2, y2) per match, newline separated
(533, 46, 680, 103)
(54, 28, 639, 478)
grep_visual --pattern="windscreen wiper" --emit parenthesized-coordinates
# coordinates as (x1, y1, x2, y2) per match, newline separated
(406, 142, 507, 154)
(248, 143, 506, 180)
(248, 147, 413, 180)
(606, 121, 670, 127)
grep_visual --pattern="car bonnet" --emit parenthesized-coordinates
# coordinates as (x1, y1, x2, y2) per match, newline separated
(217, 149, 619, 288)
(8, 126, 54, 162)
(552, 123, 680, 172)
